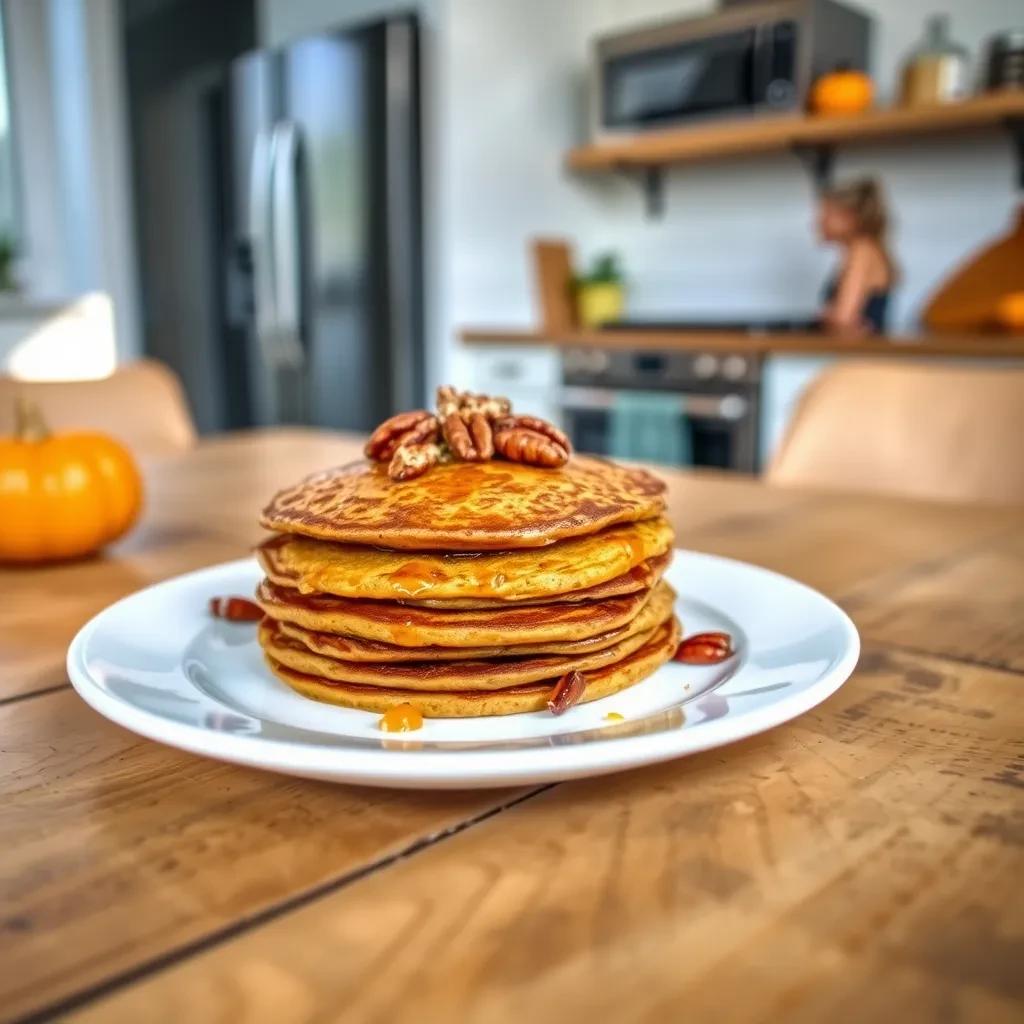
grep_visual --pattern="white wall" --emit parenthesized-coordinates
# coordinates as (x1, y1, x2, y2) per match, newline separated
(445, 0, 1021, 366)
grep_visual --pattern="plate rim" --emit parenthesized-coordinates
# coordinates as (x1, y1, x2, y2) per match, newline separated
(66, 551, 860, 788)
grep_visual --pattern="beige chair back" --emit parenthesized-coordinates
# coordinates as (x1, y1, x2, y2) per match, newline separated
(767, 360, 1024, 506)
(0, 359, 197, 457)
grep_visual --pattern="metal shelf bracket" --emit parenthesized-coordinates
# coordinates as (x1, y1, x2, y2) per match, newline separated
(616, 166, 665, 218)
(792, 143, 836, 193)
(640, 167, 665, 218)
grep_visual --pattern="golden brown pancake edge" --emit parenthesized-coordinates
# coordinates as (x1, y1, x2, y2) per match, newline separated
(260, 615, 674, 691)
(274, 581, 677, 662)
(265, 617, 681, 717)
(256, 578, 664, 648)
(256, 525, 673, 605)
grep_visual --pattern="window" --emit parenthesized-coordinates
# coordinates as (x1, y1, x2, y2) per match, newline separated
(0, 7, 17, 262)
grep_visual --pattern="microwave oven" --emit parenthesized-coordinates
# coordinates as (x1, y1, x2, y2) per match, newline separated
(590, 0, 871, 138)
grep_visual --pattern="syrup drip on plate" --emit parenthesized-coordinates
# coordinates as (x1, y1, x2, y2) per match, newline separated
(379, 703, 424, 732)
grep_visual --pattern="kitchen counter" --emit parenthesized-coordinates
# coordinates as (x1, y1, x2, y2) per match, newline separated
(460, 326, 1024, 358)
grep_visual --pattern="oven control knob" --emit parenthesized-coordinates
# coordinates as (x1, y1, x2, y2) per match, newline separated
(563, 349, 586, 374)
(694, 354, 719, 379)
(722, 355, 748, 380)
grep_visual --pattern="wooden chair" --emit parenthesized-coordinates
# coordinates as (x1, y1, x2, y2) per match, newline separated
(0, 359, 197, 457)
(766, 359, 1024, 506)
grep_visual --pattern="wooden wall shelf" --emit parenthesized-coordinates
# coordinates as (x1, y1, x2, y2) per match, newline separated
(459, 326, 1024, 359)
(566, 91, 1024, 214)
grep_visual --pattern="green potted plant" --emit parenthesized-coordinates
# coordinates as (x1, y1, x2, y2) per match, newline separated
(575, 252, 624, 327)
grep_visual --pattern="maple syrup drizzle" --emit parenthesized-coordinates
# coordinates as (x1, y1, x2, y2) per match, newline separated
(378, 703, 424, 733)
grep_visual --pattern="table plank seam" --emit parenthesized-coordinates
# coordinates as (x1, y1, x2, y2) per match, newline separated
(10, 783, 555, 1024)
(0, 682, 70, 708)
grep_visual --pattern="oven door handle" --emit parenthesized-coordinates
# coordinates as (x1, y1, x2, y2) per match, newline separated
(560, 386, 749, 422)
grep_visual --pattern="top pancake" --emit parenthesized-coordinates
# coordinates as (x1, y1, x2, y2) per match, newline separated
(260, 456, 667, 550)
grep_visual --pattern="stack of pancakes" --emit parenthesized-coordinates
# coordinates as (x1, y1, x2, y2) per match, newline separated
(256, 456, 680, 717)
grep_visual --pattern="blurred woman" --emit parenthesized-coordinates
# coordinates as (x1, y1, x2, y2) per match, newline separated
(817, 178, 896, 335)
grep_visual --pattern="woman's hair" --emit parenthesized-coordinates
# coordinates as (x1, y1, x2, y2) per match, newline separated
(822, 177, 897, 278)
(822, 178, 889, 241)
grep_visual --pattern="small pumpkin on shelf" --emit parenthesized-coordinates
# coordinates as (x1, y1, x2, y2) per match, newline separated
(809, 66, 874, 116)
(0, 398, 143, 563)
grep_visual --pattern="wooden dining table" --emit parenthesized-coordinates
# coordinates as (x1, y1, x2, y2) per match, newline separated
(2, 428, 1022, 1023)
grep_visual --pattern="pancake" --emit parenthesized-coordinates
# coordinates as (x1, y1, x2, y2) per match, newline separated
(393, 550, 670, 610)
(256, 518, 673, 603)
(260, 456, 667, 551)
(276, 581, 677, 662)
(264, 616, 681, 716)
(260, 616, 668, 690)
(256, 577, 658, 647)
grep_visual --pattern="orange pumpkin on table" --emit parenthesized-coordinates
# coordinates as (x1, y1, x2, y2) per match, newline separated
(810, 67, 873, 115)
(0, 398, 143, 563)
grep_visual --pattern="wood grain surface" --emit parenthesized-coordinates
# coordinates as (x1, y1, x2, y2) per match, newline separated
(72, 648, 1024, 1024)
(2, 429, 1022, 1023)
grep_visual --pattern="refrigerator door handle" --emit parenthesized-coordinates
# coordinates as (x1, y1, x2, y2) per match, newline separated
(269, 121, 305, 370)
(248, 126, 277, 365)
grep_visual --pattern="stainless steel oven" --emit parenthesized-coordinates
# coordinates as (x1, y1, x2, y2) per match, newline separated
(561, 348, 761, 472)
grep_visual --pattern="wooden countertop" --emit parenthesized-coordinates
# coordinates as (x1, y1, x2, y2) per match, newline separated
(461, 326, 1024, 358)
(3, 429, 1023, 1021)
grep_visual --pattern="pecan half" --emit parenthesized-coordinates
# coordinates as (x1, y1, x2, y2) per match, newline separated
(436, 385, 464, 418)
(209, 596, 264, 621)
(466, 411, 494, 459)
(461, 393, 511, 421)
(673, 631, 733, 665)
(398, 413, 440, 449)
(493, 426, 569, 468)
(495, 415, 572, 454)
(365, 410, 434, 462)
(389, 441, 442, 481)
(442, 411, 484, 461)
(547, 669, 586, 715)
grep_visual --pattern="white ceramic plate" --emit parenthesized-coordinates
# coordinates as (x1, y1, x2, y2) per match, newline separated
(67, 553, 859, 789)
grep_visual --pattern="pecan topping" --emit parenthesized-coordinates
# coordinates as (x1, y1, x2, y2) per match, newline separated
(547, 669, 586, 715)
(367, 386, 571, 479)
(493, 425, 569, 468)
(461, 392, 511, 421)
(673, 631, 734, 665)
(209, 596, 264, 621)
(435, 385, 464, 418)
(365, 410, 435, 461)
(442, 411, 482, 461)
(495, 414, 571, 454)
(467, 411, 494, 459)
(389, 441, 442, 481)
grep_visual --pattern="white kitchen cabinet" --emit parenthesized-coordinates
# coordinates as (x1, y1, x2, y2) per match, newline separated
(464, 344, 562, 425)
(760, 354, 837, 467)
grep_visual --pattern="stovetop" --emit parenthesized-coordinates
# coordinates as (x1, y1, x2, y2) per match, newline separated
(598, 316, 820, 333)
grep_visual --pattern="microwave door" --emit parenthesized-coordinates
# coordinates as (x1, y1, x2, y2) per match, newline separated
(603, 28, 758, 130)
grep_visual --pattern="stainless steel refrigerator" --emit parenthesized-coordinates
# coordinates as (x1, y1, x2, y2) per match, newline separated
(227, 15, 422, 430)
(128, 9, 423, 432)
